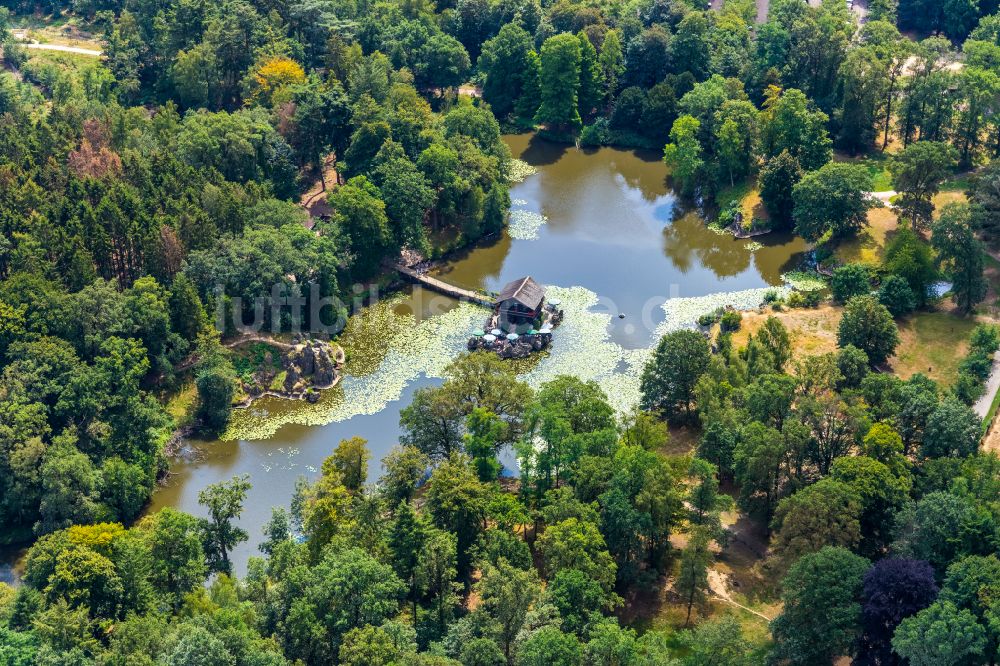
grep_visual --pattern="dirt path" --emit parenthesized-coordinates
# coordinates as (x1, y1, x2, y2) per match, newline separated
(299, 153, 337, 228)
(20, 42, 102, 56)
(707, 569, 774, 621)
(12, 29, 102, 56)
(871, 190, 898, 210)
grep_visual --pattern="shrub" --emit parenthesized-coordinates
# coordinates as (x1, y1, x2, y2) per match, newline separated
(959, 351, 993, 381)
(788, 289, 823, 308)
(698, 309, 722, 327)
(579, 118, 610, 146)
(948, 323, 998, 407)
(196, 367, 237, 435)
(717, 200, 743, 229)
(837, 295, 900, 366)
(953, 372, 985, 405)
(837, 345, 870, 389)
(878, 275, 916, 317)
(720, 310, 742, 332)
(831, 263, 872, 304)
(969, 324, 1000, 356)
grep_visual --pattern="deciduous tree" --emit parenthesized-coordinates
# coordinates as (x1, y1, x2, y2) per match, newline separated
(931, 203, 988, 315)
(891, 601, 985, 666)
(197, 474, 250, 573)
(478, 24, 535, 119)
(677, 527, 713, 626)
(663, 115, 704, 197)
(771, 479, 862, 565)
(640, 329, 710, 422)
(793, 162, 876, 241)
(771, 547, 870, 666)
(535, 33, 582, 133)
(837, 295, 900, 366)
(889, 141, 957, 228)
(856, 558, 939, 666)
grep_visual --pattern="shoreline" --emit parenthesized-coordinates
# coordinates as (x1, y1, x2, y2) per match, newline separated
(233, 373, 343, 410)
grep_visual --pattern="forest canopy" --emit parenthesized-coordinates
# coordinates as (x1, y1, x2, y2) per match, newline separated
(1, 0, 1000, 664)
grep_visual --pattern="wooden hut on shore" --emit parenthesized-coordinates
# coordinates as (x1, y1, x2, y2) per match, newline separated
(495, 276, 545, 332)
(469, 276, 563, 358)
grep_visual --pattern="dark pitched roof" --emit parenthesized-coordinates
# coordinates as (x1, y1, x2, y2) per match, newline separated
(497, 276, 545, 309)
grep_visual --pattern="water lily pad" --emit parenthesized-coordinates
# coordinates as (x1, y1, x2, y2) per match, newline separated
(781, 270, 827, 292)
(508, 210, 548, 240)
(507, 159, 538, 183)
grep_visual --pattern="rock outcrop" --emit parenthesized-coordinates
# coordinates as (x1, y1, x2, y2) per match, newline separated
(234, 338, 344, 408)
(282, 340, 343, 393)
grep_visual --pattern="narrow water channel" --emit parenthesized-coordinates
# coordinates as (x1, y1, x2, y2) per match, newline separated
(149, 134, 808, 574)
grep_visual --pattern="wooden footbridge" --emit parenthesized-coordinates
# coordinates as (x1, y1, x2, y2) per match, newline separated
(395, 264, 495, 307)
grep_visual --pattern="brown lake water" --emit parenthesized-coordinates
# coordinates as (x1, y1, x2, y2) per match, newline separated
(146, 134, 808, 574)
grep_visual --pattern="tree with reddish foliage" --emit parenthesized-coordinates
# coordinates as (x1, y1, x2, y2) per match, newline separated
(855, 558, 939, 666)
(67, 119, 122, 179)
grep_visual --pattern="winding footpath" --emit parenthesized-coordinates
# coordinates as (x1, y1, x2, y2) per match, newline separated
(10, 30, 103, 57)
(707, 570, 774, 622)
(21, 42, 102, 56)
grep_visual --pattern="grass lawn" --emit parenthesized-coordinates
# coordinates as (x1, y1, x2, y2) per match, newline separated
(932, 190, 969, 209)
(732, 305, 842, 362)
(869, 165, 893, 191)
(985, 388, 1000, 434)
(163, 381, 198, 426)
(715, 180, 751, 208)
(11, 13, 102, 50)
(941, 173, 973, 192)
(733, 303, 978, 386)
(23, 50, 103, 76)
(832, 190, 970, 268)
(834, 151, 893, 191)
(715, 179, 769, 224)
(833, 206, 899, 267)
(889, 310, 978, 385)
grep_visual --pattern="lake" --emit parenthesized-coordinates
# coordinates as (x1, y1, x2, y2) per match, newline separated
(149, 134, 808, 574)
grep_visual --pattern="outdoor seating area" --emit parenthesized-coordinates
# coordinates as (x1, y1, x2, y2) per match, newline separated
(467, 276, 564, 358)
